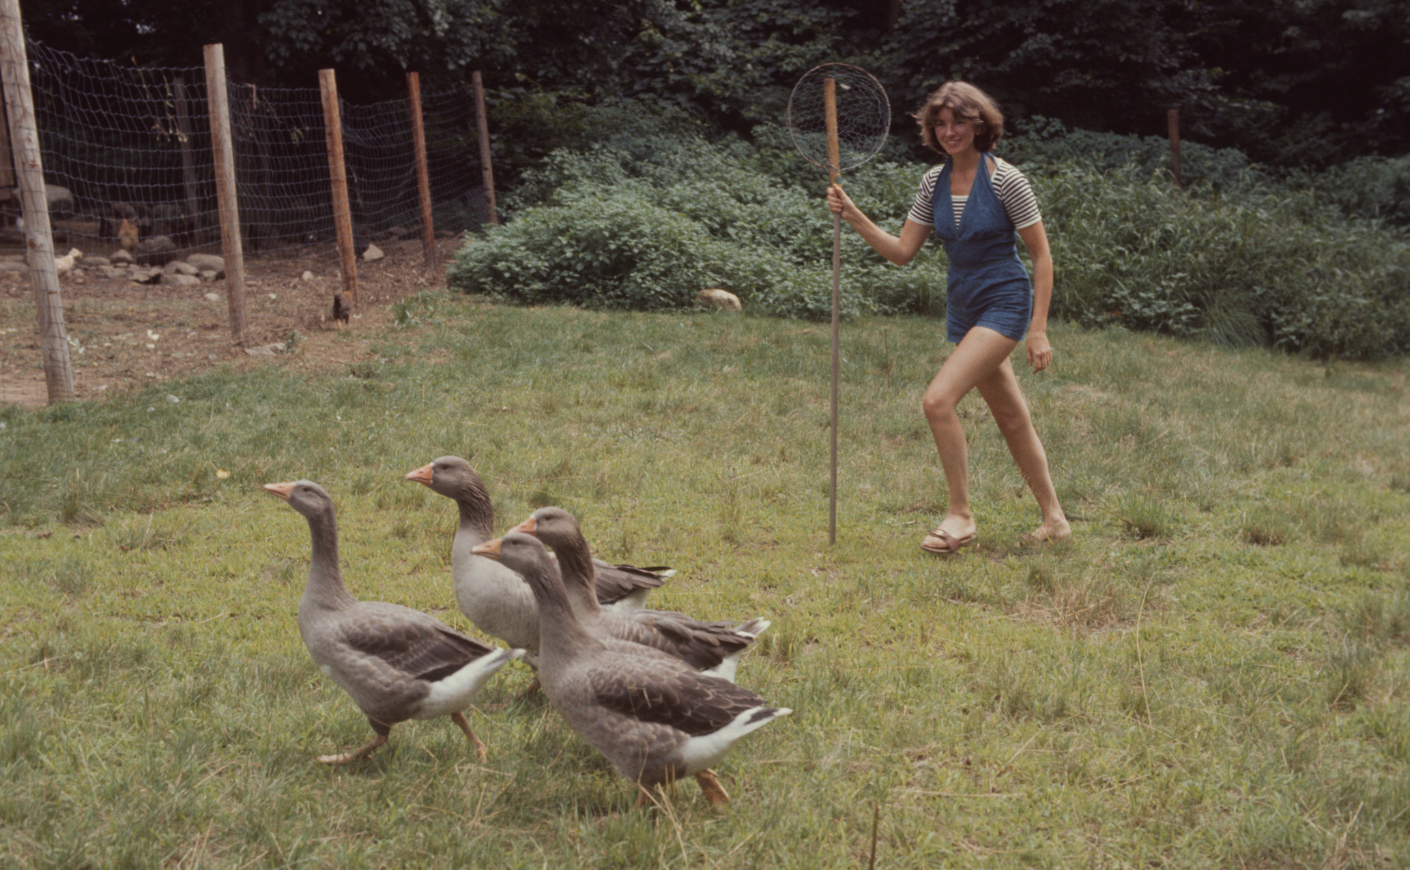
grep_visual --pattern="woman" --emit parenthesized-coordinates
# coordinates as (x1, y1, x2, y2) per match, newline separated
(827, 81, 1070, 553)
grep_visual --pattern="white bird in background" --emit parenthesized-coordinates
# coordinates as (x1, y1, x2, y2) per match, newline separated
(54, 248, 83, 276)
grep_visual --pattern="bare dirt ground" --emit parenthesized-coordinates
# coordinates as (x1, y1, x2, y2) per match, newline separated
(0, 235, 464, 409)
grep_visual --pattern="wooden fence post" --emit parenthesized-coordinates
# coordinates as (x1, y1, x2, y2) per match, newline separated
(320, 68, 358, 308)
(1, 0, 74, 403)
(1168, 108, 1182, 189)
(472, 70, 497, 226)
(406, 71, 436, 268)
(203, 43, 248, 343)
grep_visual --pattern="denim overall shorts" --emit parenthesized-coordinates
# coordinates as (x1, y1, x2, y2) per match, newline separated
(933, 153, 1033, 343)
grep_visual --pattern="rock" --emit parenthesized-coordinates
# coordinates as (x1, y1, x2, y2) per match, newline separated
(0, 259, 26, 272)
(110, 248, 135, 264)
(245, 343, 284, 356)
(361, 244, 384, 261)
(83, 256, 112, 268)
(161, 272, 202, 287)
(131, 267, 163, 284)
(46, 185, 74, 217)
(100, 266, 128, 280)
(696, 288, 742, 312)
(185, 253, 224, 272)
(198, 270, 218, 281)
(203, 292, 221, 302)
(118, 219, 139, 251)
(134, 235, 177, 266)
(163, 261, 199, 276)
(301, 270, 315, 281)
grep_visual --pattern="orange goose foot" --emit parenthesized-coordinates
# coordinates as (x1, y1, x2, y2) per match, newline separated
(696, 769, 730, 806)
(317, 733, 387, 765)
(451, 711, 488, 762)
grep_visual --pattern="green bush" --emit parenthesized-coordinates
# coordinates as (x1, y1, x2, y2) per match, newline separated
(1313, 155, 1410, 227)
(453, 118, 1409, 356)
(450, 134, 947, 319)
(1003, 116, 1261, 191)
(1040, 165, 1410, 358)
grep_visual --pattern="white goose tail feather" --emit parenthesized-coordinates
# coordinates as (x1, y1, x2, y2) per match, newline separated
(679, 706, 792, 775)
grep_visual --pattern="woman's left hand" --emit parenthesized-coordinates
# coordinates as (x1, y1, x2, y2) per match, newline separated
(1026, 332, 1053, 373)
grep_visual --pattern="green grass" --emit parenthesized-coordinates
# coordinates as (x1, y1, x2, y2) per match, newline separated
(2, 291, 1409, 868)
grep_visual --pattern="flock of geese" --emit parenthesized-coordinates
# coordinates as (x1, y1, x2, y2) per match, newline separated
(263, 456, 790, 808)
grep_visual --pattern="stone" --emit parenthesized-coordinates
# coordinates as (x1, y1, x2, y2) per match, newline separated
(301, 270, 315, 281)
(45, 184, 74, 217)
(198, 270, 218, 281)
(135, 235, 178, 266)
(163, 261, 199, 276)
(161, 273, 202, 287)
(361, 244, 384, 261)
(110, 248, 135, 264)
(84, 256, 112, 268)
(0, 259, 26, 272)
(203, 292, 221, 302)
(185, 253, 224, 272)
(696, 288, 742, 312)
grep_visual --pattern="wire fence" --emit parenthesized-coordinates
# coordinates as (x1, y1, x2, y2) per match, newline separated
(18, 39, 488, 262)
(1, 35, 491, 407)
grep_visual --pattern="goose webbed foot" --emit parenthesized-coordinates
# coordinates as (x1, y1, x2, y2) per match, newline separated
(451, 711, 488, 762)
(695, 769, 730, 806)
(317, 732, 387, 764)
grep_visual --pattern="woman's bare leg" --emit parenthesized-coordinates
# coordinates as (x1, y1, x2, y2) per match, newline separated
(973, 357, 1070, 541)
(921, 327, 1020, 544)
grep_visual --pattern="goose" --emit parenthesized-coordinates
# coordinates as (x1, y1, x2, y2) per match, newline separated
(472, 532, 791, 807)
(264, 480, 521, 764)
(403, 456, 671, 660)
(515, 507, 768, 682)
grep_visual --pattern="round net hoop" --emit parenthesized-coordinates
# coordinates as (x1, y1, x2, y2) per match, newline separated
(786, 63, 890, 176)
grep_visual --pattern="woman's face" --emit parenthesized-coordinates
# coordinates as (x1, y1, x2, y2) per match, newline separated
(933, 107, 978, 156)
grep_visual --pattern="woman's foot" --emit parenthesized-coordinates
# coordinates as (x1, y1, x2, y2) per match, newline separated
(920, 516, 977, 555)
(1019, 517, 1071, 544)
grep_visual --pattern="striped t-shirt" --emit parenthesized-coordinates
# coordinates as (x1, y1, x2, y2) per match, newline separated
(906, 157, 1042, 231)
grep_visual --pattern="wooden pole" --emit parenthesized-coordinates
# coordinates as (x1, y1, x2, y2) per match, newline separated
(203, 43, 247, 343)
(320, 68, 358, 307)
(471, 70, 497, 226)
(1, 0, 74, 403)
(406, 72, 436, 268)
(824, 76, 841, 545)
(173, 76, 202, 242)
(1167, 108, 1182, 189)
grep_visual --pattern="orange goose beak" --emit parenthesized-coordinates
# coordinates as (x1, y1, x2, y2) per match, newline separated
(513, 516, 537, 535)
(263, 482, 295, 500)
(471, 538, 503, 560)
(404, 463, 434, 486)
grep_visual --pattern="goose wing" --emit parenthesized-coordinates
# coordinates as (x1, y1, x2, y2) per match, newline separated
(341, 604, 496, 683)
(585, 660, 765, 737)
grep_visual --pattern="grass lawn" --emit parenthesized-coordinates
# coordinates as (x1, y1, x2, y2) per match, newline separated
(2, 290, 1408, 868)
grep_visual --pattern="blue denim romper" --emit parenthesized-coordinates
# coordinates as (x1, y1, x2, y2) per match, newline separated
(932, 154, 1033, 343)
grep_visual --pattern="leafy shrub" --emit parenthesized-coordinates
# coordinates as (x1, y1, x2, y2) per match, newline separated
(1313, 155, 1410, 227)
(1040, 165, 1410, 358)
(455, 115, 1410, 356)
(451, 133, 948, 319)
(1003, 116, 1262, 192)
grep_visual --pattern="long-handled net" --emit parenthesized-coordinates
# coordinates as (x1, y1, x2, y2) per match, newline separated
(787, 63, 890, 544)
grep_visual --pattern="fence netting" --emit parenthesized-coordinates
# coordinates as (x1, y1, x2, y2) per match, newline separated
(20, 38, 487, 265)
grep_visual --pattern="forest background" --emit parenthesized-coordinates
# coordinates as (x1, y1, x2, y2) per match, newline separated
(16, 0, 1410, 359)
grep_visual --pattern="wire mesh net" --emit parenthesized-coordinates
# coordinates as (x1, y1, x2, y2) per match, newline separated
(786, 63, 890, 175)
(1, 33, 494, 406)
(17, 38, 489, 265)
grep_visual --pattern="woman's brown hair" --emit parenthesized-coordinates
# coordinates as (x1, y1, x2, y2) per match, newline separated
(913, 82, 1005, 153)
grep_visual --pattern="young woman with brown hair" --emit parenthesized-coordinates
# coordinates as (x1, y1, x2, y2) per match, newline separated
(827, 81, 1070, 553)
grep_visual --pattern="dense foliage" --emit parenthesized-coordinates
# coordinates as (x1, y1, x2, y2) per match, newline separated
(449, 104, 1410, 359)
(22, 0, 1410, 163)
